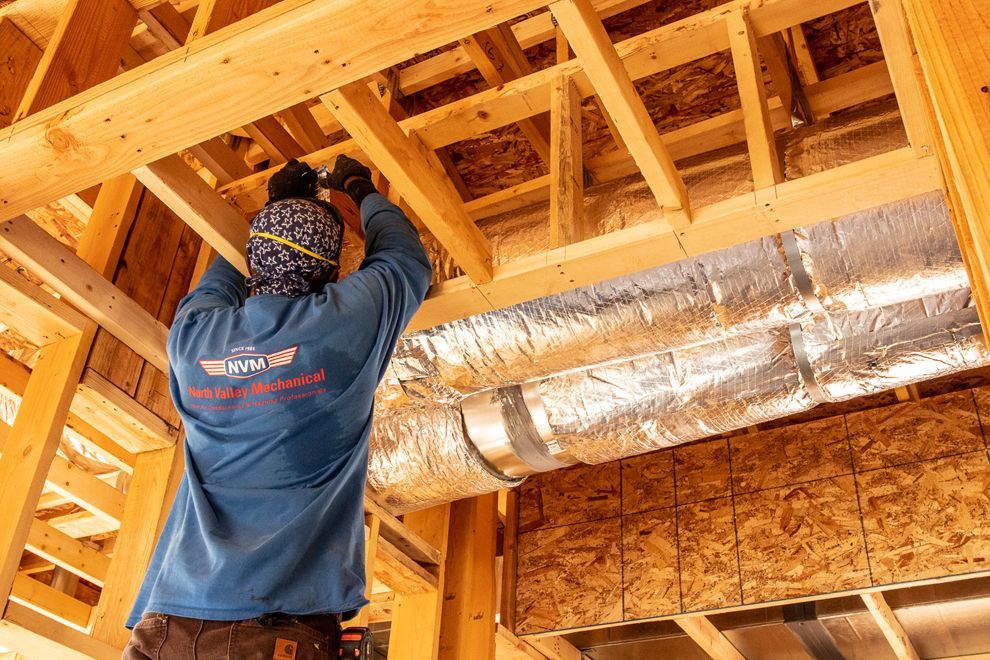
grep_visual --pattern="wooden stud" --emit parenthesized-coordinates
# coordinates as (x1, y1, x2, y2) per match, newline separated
(90, 445, 182, 648)
(675, 615, 746, 660)
(388, 504, 452, 660)
(549, 74, 587, 248)
(0, 331, 92, 609)
(438, 494, 499, 660)
(0, 18, 42, 129)
(0, 217, 169, 373)
(344, 515, 382, 627)
(9, 574, 91, 632)
(728, 9, 784, 188)
(0, 265, 88, 347)
(134, 154, 251, 275)
(861, 592, 921, 660)
(14, 0, 136, 121)
(550, 0, 689, 218)
(900, 0, 990, 345)
(870, 0, 933, 156)
(25, 519, 111, 588)
(76, 174, 144, 280)
(758, 33, 795, 119)
(460, 23, 554, 164)
(499, 489, 519, 632)
(787, 25, 820, 86)
(1, 602, 119, 659)
(324, 81, 494, 283)
(525, 635, 583, 660)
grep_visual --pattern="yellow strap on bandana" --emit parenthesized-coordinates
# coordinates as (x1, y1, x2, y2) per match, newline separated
(249, 232, 339, 266)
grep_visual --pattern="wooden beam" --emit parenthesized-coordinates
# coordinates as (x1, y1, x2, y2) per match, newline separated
(758, 33, 796, 121)
(551, 0, 689, 219)
(0, 0, 552, 222)
(74, 369, 178, 452)
(495, 624, 545, 660)
(0, 216, 169, 372)
(0, 265, 87, 347)
(675, 615, 746, 660)
(499, 489, 519, 633)
(549, 74, 587, 247)
(243, 115, 306, 163)
(787, 25, 820, 87)
(365, 494, 442, 568)
(783, 602, 845, 660)
(134, 154, 251, 275)
(188, 139, 254, 187)
(524, 635, 582, 660)
(76, 174, 143, 281)
(460, 23, 554, 163)
(186, 0, 272, 42)
(862, 592, 921, 660)
(90, 445, 181, 648)
(900, 0, 990, 345)
(388, 504, 451, 660)
(870, 0, 933, 156)
(323, 81, 494, 283)
(9, 574, 91, 632)
(14, 0, 135, 121)
(0, 19, 42, 129)
(44, 454, 126, 526)
(0, 332, 92, 608)
(376, 536, 440, 595)
(280, 103, 331, 153)
(25, 519, 111, 587)
(728, 9, 783, 188)
(438, 494, 498, 660)
(0, 602, 119, 659)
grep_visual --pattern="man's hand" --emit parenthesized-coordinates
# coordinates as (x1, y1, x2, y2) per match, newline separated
(267, 159, 318, 204)
(325, 155, 373, 192)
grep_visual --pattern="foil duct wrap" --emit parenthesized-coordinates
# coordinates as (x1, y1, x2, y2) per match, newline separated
(784, 99, 908, 179)
(806, 306, 990, 402)
(537, 330, 815, 464)
(367, 403, 520, 513)
(794, 192, 967, 311)
(396, 235, 806, 401)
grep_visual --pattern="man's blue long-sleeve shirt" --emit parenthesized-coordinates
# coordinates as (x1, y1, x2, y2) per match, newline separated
(127, 194, 431, 626)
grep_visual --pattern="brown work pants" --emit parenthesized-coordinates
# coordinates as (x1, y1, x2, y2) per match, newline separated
(123, 612, 339, 659)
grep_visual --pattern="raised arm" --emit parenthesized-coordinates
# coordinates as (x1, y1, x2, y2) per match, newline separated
(173, 255, 247, 323)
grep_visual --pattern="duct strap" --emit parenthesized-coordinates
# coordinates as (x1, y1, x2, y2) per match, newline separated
(780, 230, 826, 315)
(462, 383, 575, 478)
(788, 323, 829, 404)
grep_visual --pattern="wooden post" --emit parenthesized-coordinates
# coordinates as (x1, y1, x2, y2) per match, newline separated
(438, 494, 499, 660)
(499, 489, 519, 632)
(549, 74, 587, 248)
(388, 504, 451, 660)
(0, 19, 42, 129)
(900, 0, 990, 345)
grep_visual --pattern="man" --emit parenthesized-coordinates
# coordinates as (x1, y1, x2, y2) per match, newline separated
(123, 155, 432, 659)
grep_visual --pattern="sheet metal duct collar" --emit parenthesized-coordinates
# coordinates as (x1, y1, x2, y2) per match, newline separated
(462, 382, 575, 478)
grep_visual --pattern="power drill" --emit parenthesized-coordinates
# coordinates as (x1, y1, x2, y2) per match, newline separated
(338, 627, 373, 658)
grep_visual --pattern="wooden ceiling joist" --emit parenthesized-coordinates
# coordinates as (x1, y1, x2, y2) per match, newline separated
(0, 0, 551, 222)
(675, 615, 746, 660)
(323, 81, 495, 283)
(26, 518, 111, 588)
(861, 592, 921, 660)
(550, 0, 689, 220)
(133, 154, 251, 275)
(9, 573, 91, 632)
(728, 8, 784, 188)
(0, 266, 87, 348)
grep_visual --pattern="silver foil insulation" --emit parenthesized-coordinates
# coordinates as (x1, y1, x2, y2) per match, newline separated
(366, 101, 990, 512)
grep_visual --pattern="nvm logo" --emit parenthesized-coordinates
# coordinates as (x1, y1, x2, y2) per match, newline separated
(226, 355, 269, 377)
(199, 346, 298, 379)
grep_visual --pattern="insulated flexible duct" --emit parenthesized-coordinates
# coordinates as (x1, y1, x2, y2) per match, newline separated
(366, 102, 990, 513)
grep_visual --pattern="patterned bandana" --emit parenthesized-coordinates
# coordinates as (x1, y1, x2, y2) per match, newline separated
(246, 198, 343, 297)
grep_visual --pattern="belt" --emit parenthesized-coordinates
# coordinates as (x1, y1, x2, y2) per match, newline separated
(257, 612, 342, 638)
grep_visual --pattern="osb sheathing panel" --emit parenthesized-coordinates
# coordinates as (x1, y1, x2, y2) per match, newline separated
(621, 451, 674, 516)
(518, 461, 620, 532)
(622, 508, 679, 619)
(847, 390, 983, 471)
(731, 417, 853, 494)
(859, 451, 990, 584)
(515, 386, 990, 634)
(735, 476, 871, 603)
(674, 438, 731, 505)
(678, 497, 740, 612)
(516, 517, 623, 633)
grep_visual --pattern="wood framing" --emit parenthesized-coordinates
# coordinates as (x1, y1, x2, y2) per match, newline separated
(25, 519, 111, 587)
(0, 266, 87, 347)
(323, 81, 494, 283)
(0, 18, 42, 129)
(549, 74, 587, 248)
(861, 592, 920, 660)
(0, 0, 552, 221)
(675, 616, 746, 660)
(900, 0, 990, 346)
(728, 9, 784, 188)
(551, 0, 689, 218)
(13, 0, 136, 121)
(134, 155, 251, 275)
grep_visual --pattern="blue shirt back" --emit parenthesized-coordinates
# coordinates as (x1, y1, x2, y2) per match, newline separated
(127, 194, 431, 625)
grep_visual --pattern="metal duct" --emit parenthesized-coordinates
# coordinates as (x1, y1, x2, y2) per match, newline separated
(366, 101, 989, 512)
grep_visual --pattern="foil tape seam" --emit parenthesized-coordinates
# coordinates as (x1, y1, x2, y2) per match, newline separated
(780, 229, 825, 314)
(788, 322, 829, 404)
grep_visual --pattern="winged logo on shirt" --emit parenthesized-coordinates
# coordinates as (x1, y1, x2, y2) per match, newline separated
(199, 346, 298, 379)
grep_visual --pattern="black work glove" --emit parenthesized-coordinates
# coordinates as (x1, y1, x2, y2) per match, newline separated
(267, 159, 317, 204)
(325, 155, 373, 192)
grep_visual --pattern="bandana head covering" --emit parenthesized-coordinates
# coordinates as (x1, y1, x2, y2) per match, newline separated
(246, 198, 343, 297)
